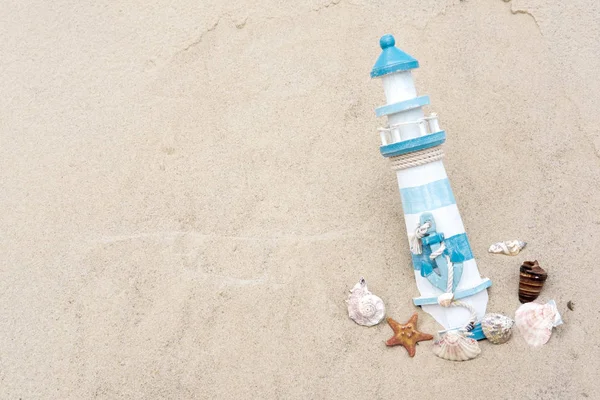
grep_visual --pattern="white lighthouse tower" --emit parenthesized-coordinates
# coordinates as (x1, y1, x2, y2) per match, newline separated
(371, 35, 491, 339)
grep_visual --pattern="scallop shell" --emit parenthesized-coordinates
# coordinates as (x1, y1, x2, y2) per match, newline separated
(346, 278, 385, 327)
(515, 300, 563, 346)
(481, 313, 515, 344)
(488, 240, 527, 255)
(432, 330, 481, 361)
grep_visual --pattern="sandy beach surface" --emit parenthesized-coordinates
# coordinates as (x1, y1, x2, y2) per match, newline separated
(1, 0, 599, 398)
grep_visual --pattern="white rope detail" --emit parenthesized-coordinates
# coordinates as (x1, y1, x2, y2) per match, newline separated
(445, 254, 453, 293)
(429, 242, 446, 261)
(439, 259, 477, 331)
(449, 301, 477, 332)
(410, 221, 431, 255)
(418, 229, 478, 331)
(389, 146, 444, 171)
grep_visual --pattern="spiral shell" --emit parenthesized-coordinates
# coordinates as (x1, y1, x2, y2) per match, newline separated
(346, 278, 385, 327)
(488, 240, 527, 256)
(432, 330, 481, 361)
(481, 313, 514, 344)
(515, 300, 562, 347)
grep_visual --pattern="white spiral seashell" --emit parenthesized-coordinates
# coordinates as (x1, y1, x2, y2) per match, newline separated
(432, 330, 481, 361)
(515, 300, 562, 347)
(488, 240, 527, 256)
(347, 278, 385, 327)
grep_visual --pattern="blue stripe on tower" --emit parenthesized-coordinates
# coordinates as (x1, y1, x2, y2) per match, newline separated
(399, 178, 456, 215)
(375, 96, 430, 117)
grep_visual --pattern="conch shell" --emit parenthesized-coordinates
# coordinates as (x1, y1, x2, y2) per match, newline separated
(346, 278, 385, 327)
(481, 313, 514, 344)
(432, 330, 481, 361)
(488, 240, 527, 256)
(515, 300, 563, 347)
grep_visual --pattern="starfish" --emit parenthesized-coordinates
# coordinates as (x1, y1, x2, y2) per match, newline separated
(385, 313, 433, 357)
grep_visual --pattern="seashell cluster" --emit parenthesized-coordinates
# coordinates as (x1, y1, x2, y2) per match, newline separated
(518, 260, 548, 303)
(347, 278, 385, 327)
(515, 300, 563, 347)
(481, 313, 514, 344)
(432, 330, 481, 361)
(488, 240, 527, 256)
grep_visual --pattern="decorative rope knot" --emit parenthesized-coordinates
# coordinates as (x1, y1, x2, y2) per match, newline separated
(429, 242, 446, 261)
(409, 221, 431, 255)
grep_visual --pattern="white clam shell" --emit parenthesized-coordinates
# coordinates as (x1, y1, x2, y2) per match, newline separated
(432, 330, 481, 361)
(515, 300, 562, 347)
(347, 278, 385, 327)
(488, 240, 527, 256)
(481, 313, 515, 344)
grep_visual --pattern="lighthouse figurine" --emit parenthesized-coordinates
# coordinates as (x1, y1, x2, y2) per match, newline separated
(371, 35, 492, 340)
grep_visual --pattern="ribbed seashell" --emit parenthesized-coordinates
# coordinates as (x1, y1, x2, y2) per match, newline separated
(481, 313, 514, 344)
(488, 240, 527, 256)
(346, 278, 385, 327)
(515, 300, 563, 347)
(432, 330, 481, 361)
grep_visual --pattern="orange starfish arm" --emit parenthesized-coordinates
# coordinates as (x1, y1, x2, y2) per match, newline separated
(386, 317, 401, 330)
(405, 343, 416, 357)
(386, 336, 402, 346)
(408, 313, 419, 326)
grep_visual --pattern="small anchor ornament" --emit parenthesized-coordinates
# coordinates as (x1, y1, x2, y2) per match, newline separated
(417, 213, 463, 292)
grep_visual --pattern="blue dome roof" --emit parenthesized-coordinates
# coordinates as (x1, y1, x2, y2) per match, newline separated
(371, 35, 419, 78)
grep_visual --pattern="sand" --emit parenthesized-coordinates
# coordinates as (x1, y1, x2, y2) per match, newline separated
(1, 0, 599, 398)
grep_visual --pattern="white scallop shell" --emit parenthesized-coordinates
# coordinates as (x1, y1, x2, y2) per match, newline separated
(488, 240, 527, 255)
(346, 278, 385, 327)
(481, 313, 514, 344)
(432, 330, 481, 361)
(515, 300, 562, 347)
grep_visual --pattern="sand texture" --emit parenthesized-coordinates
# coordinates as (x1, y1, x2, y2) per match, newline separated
(1, 0, 599, 398)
